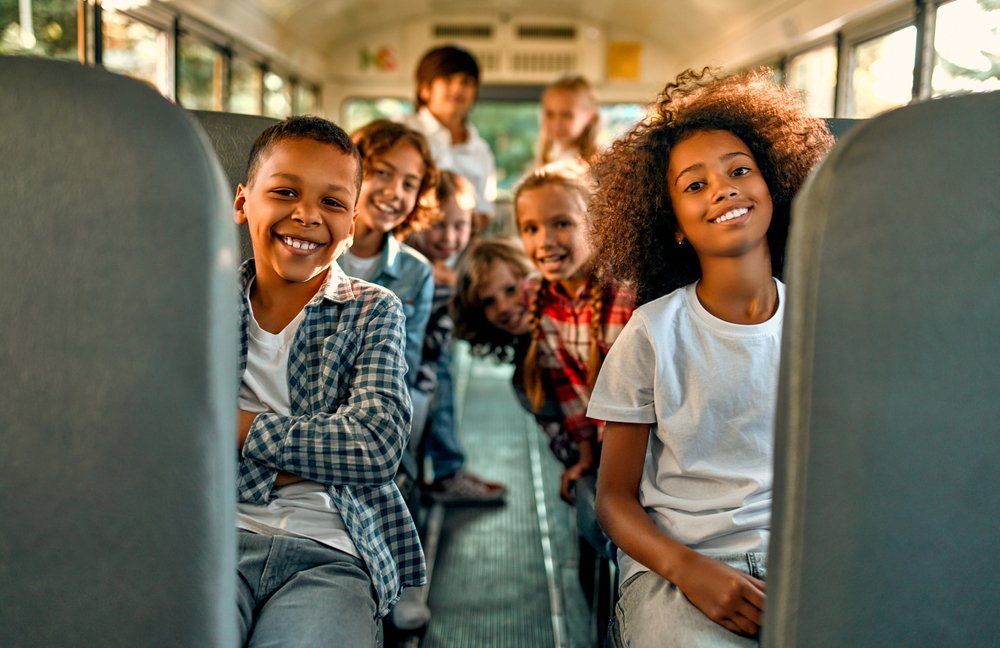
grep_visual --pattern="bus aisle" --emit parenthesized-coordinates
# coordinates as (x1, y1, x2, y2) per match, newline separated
(415, 343, 592, 648)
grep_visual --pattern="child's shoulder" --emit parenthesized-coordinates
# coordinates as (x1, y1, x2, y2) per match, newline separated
(397, 239, 432, 268)
(634, 282, 694, 323)
(336, 274, 406, 318)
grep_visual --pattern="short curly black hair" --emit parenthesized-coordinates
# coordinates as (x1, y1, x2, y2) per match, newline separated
(245, 115, 362, 195)
(590, 68, 834, 305)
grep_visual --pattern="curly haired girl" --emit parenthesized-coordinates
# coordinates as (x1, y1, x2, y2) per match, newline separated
(515, 169, 636, 503)
(587, 68, 833, 647)
(339, 119, 439, 390)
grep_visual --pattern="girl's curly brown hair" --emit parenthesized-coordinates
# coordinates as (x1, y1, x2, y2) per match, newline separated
(351, 119, 440, 238)
(590, 67, 834, 305)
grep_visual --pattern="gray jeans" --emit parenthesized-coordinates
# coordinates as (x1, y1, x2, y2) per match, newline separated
(614, 553, 767, 648)
(237, 530, 381, 647)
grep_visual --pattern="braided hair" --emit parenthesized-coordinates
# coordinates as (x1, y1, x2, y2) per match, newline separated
(515, 169, 608, 411)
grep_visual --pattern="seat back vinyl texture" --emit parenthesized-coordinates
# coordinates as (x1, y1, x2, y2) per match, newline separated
(0, 56, 238, 647)
(765, 90, 1000, 647)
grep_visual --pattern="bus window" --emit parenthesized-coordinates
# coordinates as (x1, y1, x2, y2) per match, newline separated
(786, 43, 838, 118)
(263, 70, 291, 118)
(848, 25, 917, 117)
(470, 100, 538, 195)
(229, 56, 262, 115)
(473, 100, 647, 196)
(293, 83, 320, 116)
(0, 0, 77, 59)
(101, 9, 170, 96)
(341, 97, 412, 133)
(598, 102, 647, 147)
(932, 0, 1000, 97)
(177, 36, 223, 110)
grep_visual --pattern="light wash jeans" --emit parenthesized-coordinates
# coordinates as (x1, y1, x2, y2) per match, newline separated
(237, 530, 381, 647)
(614, 552, 767, 648)
(423, 359, 465, 479)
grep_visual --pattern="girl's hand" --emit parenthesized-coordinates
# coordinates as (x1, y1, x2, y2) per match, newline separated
(672, 551, 767, 637)
(559, 462, 587, 503)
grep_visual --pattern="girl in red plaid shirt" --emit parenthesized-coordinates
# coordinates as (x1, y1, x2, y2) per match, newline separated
(514, 170, 636, 503)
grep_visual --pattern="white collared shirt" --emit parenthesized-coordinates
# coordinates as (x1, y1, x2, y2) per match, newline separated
(401, 106, 497, 216)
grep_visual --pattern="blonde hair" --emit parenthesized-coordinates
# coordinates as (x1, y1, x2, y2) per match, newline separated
(513, 169, 604, 412)
(451, 237, 536, 361)
(537, 76, 600, 167)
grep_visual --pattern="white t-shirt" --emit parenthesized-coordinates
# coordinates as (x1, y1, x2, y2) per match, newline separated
(237, 281, 358, 557)
(338, 249, 382, 282)
(587, 280, 783, 584)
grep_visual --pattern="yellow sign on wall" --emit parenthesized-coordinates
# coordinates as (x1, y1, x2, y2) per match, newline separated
(606, 41, 641, 80)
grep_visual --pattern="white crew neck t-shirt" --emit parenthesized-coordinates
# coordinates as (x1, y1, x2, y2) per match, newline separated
(588, 280, 783, 584)
(236, 280, 358, 557)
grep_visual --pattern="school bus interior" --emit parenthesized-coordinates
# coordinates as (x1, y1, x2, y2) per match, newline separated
(2, 0, 1000, 646)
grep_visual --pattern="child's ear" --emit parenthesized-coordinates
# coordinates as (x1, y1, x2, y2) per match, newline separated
(418, 82, 432, 105)
(234, 183, 248, 224)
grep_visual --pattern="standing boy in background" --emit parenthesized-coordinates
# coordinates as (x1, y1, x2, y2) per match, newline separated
(234, 116, 424, 646)
(402, 44, 497, 233)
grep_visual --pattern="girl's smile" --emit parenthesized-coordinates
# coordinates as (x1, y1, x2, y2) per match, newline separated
(478, 259, 532, 336)
(667, 129, 772, 259)
(356, 141, 425, 236)
(516, 183, 592, 294)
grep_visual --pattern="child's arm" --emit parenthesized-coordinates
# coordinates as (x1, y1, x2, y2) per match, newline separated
(239, 291, 412, 491)
(596, 421, 766, 638)
(558, 436, 595, 504)
(402, 268, 435, 390)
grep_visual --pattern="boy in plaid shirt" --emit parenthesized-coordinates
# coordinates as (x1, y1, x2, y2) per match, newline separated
(233, 116, 424, 646)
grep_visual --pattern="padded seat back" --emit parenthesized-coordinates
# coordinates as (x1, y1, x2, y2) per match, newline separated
(0, 57, 238, 648)
(766, 91, 1000, 647)
(190, 110, 279, 262)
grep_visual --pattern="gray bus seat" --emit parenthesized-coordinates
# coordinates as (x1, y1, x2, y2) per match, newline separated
(0, 56, 238, 648)
(765, 90, 1000, 647)
(190, 110, 279, 262)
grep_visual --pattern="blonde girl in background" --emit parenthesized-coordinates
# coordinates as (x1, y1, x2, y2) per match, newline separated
(535, 75, 600, 174)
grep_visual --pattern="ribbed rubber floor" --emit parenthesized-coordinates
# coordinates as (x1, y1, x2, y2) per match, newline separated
(420, 348, 592, 648)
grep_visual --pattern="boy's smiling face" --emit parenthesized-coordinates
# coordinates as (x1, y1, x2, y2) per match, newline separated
(234, 137, 359, 287)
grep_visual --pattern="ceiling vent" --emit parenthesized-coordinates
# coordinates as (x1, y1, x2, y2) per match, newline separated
(433, 24, 494, 39)
(511, 51, 577, 75)
(516, 25, 576, 40)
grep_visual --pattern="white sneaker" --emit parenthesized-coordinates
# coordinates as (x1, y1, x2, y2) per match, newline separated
(390, 586, 431, 631)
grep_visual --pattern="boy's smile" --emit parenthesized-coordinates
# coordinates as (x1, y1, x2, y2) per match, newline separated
(234, 137, 359, 289)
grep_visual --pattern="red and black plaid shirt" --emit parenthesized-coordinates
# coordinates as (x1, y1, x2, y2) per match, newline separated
(536, 277, 636, 442)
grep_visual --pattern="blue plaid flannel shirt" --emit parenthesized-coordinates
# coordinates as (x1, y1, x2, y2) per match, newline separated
(237, 260, 426, 617)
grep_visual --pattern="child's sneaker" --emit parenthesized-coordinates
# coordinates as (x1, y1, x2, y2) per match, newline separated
(389, 585, 431, 631)
(427, 470, 506, 504)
